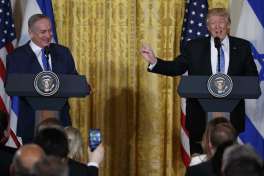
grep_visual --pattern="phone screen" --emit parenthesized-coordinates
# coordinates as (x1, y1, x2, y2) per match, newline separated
(89, 128, 101, 151)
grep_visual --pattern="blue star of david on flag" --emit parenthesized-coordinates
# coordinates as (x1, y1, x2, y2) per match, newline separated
(251, 45, 264, 81)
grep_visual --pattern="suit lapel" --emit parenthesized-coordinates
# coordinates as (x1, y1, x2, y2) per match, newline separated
(203, 38, 212, 75)
(24, 43, 43, 73)
(49, 44, 59, 73)
(228, 37, 238, 75)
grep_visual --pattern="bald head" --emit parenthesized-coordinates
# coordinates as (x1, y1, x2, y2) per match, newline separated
(11, 144, 45, 176)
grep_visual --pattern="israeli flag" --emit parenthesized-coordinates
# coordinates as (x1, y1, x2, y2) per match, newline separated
(234, 0, 264, 159)
(18, 0, 58, 46)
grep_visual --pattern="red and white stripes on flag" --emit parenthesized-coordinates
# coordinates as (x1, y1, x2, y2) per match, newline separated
(179, 0, 209, 166)
(0, 0, 21, 148)
(180, 97, 190, 165)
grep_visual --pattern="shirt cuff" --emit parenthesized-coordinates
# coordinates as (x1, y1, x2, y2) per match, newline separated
(87, 162, 99, 168)
(148, 61, 157, 70)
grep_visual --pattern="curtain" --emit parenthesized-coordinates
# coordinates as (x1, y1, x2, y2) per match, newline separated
(52, 0, 228, 175)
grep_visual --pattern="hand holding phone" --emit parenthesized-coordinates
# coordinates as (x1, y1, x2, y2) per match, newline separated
(89, 128, 101, 152)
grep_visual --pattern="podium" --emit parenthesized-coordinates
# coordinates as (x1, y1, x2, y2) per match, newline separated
(5, 73, 90, 128)
(178, 75, 261, 113)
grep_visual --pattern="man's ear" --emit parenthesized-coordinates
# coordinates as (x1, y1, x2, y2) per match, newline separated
(28, 29, 34, 38)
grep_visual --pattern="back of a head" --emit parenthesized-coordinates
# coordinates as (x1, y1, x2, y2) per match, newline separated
(34, 128, 69, 158)
(32, 156, 68, 176)
(202, 117, 233, 156)
(11, 144, 45, 176)
(64, 126, 84, 162)
(222, 144, 263, 176)
(210, 122, 236, 149)
(35, 118, 62, 135)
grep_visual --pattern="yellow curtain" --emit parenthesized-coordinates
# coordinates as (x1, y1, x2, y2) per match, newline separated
(52, 0, 228, 176)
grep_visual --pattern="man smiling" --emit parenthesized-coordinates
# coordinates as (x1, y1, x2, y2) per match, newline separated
(140, 8, 258, 155)
(6, 14, 79, 144)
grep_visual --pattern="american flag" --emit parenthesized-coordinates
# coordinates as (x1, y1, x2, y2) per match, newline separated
(0, 0, 20, 147)
(179, 0, 209, 166)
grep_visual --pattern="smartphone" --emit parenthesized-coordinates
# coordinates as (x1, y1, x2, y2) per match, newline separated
(89, 128, 101, 152)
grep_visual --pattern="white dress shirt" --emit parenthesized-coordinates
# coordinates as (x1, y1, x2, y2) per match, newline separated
(210, 36, 230, 74)
(149, 36, 230, 73)
(29, 41, 53, 71)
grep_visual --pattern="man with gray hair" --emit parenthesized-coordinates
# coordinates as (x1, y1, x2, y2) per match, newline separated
(6, 13, 85, 144)
(32, 156, 68, 176)
(10, 144, 45, 176)
(222, 144, 263, 176)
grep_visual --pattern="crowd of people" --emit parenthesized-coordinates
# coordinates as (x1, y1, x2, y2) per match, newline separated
(185, 117, 264, 176)
(0, 111, 104, 176)
(2, 110, 263, 175)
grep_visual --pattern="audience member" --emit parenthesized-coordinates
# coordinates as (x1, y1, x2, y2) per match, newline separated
(34, 127, 104, 176)
(35, 117, 62, 135)
(0, 111, 17, 176)
(189, 117, 231, 166)
(65, 126, 84, 162)
(88, 143, 104, 169)
(185, 118, 236, 176)
(10, 144, 45, 176)
(204, 118, 236, 158)
(222, 144, 263, 176)
(32, 155, 68, 176)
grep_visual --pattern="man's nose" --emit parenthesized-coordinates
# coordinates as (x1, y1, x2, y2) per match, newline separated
(215, 23, 222, 29)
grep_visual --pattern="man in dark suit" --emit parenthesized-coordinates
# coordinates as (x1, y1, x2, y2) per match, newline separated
(185, 119, 236, 176)
(140, 8, 258, 155)
(0, 111, 17, 176)
(6, 14, 79, 143)
(10, 144, 45, 176)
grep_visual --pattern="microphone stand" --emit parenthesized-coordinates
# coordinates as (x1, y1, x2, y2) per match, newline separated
(214, 37, 221, 73)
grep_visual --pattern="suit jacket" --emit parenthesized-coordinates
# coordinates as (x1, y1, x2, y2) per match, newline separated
(6, 42, 78, 143)
(68, 159, 98, 176)
(150, 36, 258, 141)
(0, 145, 17, 176)
(185, 160, 216, 176)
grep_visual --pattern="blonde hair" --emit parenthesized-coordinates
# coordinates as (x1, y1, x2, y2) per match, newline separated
(206, 8, 231, 24)
(64, 127, 84, 162)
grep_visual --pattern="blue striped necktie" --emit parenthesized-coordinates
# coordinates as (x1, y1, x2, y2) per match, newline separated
(41, 48, 51, 71)
(219, 45, 225, 73)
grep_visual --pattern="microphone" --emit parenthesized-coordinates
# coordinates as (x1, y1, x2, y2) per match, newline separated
(214, 37, 221, 73)
(214, 37, 221, 49)
(44, 46, 51, 58)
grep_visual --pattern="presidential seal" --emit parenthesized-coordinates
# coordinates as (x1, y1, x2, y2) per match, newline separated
(207, 73, 233, 98)
(34, 71, 60, 96)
